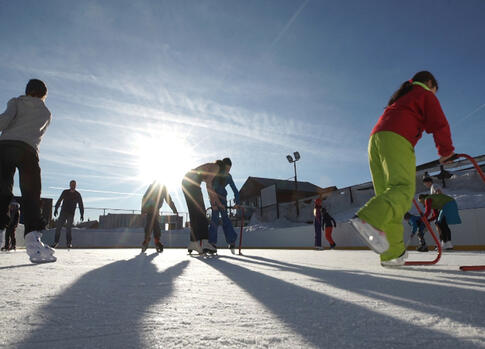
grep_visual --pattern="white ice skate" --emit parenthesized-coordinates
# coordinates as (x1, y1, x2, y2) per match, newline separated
(25, 231, 56, 263)
(444, 241, 454, 250)
(202, 239, 217, 254)
(187, 240, 203, 255)
(381, 251, 408, 267)
(349, 217, 390, 254)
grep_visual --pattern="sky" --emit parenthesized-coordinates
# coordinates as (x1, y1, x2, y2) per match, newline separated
(0, 0, 484, 221)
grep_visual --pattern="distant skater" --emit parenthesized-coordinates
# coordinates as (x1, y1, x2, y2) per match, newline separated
(313, 198, 324, 250)
(404, 212, 428, 252)
(0, 79, 55, 263)
(418, 193, 461, 250)
(1, 201, 20, 251)
(53, 180, 84, 248)
(314, 199, 337, 250)
(141, 181, 178, 253)
(182, 160, 226, 254)
(350, 71, 456, 266)
(322, 207, 337, 249)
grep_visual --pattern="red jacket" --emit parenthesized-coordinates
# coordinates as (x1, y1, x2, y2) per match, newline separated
(371, 85, 454, 157)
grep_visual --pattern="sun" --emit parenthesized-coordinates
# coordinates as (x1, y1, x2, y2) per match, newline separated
(135, 132, 197, 190)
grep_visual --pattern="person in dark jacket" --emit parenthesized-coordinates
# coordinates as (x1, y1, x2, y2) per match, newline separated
(1, 202, 20, 251)
(208, 158, 239, 252)
(52, 180, 84, 248)
(141, 181, 178, 253)
(322, 207, 337, 249)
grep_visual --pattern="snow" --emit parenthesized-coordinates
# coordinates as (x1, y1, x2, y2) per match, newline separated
(1, 249, 485, 348)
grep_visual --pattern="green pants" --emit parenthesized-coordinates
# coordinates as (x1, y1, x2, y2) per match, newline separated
(357, 131, 416, 261)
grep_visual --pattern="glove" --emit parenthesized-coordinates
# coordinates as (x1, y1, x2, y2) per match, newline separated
(54, 209, 58, 217)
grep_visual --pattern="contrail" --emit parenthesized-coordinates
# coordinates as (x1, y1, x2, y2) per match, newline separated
(270, 0, 310, 49)
(462, 103, 485, 122)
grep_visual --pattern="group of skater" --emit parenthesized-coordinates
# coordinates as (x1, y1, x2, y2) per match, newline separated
(141, 157, 240, 255)
(0, 70, 467, 265)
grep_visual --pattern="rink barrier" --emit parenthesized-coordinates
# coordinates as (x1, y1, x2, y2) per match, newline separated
(456, 153, 485, 271)
(238, 207, 245, 255)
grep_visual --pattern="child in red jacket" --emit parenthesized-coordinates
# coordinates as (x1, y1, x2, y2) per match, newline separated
(350, 71, 456, 266)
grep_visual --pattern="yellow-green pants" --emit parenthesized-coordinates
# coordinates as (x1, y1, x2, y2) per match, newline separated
(357, 131, 416, 261)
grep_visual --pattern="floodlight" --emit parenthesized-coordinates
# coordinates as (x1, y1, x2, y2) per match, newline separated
(286, 155, 294, 163)
(293, 152, 300, 161)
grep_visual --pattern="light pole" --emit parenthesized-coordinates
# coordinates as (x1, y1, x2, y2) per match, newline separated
(286, 151, 301, 216)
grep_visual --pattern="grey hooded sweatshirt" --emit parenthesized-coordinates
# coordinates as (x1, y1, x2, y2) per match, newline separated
(0, 96, 51, 153)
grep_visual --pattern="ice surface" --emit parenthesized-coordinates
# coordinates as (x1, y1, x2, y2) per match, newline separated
(1, 249, 484, 348)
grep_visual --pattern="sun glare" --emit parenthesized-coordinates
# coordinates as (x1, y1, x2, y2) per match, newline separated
(135, 132, 197, 190)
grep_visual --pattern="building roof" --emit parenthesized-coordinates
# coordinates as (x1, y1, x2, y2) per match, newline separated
(239, 176, 336, 202)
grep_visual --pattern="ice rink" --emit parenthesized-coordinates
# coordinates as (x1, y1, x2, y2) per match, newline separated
(1, 248, 484, 348)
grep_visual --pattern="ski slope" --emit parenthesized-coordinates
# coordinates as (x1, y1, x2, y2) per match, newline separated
(1, 249, 484, 348)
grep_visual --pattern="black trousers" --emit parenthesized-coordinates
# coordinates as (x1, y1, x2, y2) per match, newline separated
(144, 212, 161, 243)
(0, 142, 44, 234)
(55, 211, 74, 244)
(4, 224, 17, 248)
(437, 216, 452, 243)
(182, 176, 208, 242)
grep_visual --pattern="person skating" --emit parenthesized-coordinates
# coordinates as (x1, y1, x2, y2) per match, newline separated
(208, 158, 239, 253)
(141, 181, 178, 253)
(0, 79, 55, 263)
(349, 71, 456, 267)
(423, 176, 444, 247)
(423, 176, 443, 195)
(1, 202, 20, 251)
(182, 160, 226, 254)
(418, 193, 461, 250)
(322, 207, 337, 249)
(52, 180, 84, 248)
(404, 212, 428, 252)
(313, 198, 324, 250)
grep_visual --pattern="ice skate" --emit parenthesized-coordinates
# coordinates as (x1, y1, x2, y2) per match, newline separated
(228, 243, 236, 254)
(315, 246, 323, 250)
(202, 239, 217, 254)
(329, 243, 336, 249)
(25, 231, 56, 263)
(155, 241, 164, 253)
(187, 240, 203, 255)
(141, 240, 149, 253)
(381, 250, 408, 267)
(444, 241, 454, 250)
(416, 245, 429, 252)
(349, 216, 389, 254)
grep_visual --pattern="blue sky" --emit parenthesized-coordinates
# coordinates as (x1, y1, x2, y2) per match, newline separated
(1, 0, 484, 221)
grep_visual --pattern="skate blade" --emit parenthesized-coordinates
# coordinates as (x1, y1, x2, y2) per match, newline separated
(30, 256, 57, 264)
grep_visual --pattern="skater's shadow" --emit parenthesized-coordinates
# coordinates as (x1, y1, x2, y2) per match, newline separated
(16, 253, 188, 349)
(0, 263, 37, 270)
(202, 255, 484, 348)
